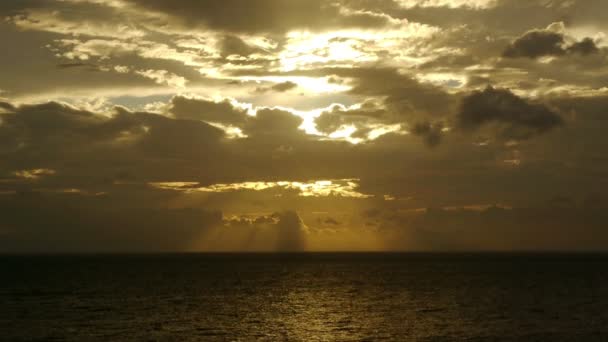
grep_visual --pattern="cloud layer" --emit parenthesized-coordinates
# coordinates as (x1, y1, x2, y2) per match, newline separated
(1, 0, 608, 251)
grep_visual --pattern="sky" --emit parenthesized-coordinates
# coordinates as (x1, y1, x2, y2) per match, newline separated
(1, 0, 608, 252)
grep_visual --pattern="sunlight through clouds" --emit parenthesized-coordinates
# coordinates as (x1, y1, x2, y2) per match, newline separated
(149, 179, 373, 198)
(2, 0, 608, 254)
(239, 76, 351, 94)
(397, 0, 497, 9)
(279, 24, 441, 71)
(13, 169, 56, 180)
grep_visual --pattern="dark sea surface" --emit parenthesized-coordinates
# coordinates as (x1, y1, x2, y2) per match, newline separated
(2, 253, 608, 341)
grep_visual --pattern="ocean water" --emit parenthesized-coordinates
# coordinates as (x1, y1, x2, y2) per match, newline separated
(2, 253, 608, 341)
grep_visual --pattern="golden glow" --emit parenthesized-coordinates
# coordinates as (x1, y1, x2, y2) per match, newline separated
(279, 31, 376, 71)
(320, 123, 406, 144)
(207, 122, 247, 139)
(367, 124, 405, 140)
(149, 179, 373, 198)
(13, 168, 56, 180)
(397, 0, 497, 8)
(279, 25, 440, 71)
(328, 125, 361, 144)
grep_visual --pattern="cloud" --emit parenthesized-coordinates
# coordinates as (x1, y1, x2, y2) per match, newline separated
(457, 86, 563, 140)
(13, 168, 56, 180)
(1, 97, 608, 251)
(344, 67, 457, 122)
(219, 35, 266, 57)
(0, 101, 228, 186)
(503, 29, 566, 59)
(0, 23, 169, 100)
(503, 25, 600, 59)
(566, 38, 600, 56)
(410, 121, 444, 147)
(168, 96, 307, 139)
(56, 62, 98, 70)
(220, 211, 308, 251)
(2, 0, 608, 253)
(149, 179, 373, 198)
(270, 81, 298, 92)
(397, 0, 497, 9)
(131, 109, 226, 160)
(314, 103, 383, 135)
(6, 1, 145, 39)
(254, 81, 298, 94)
(1, 99, 380, 190)
(0, 102, 16, 112)
(169, 96, 249, 125)
(243, 108, 304, 138)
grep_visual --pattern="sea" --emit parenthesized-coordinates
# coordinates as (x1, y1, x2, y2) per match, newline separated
(2, 253, 608, 341)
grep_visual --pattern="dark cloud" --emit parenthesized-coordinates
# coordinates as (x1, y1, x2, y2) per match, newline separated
(0, 101, 338, 192)
(132, 110, 226, 160)
(243, 108, 304, 138)
(254, 81, 298, 94)
(0, 102, 16, 111)
(56, 62, 99, 70)
(343, 68, 457, 122)
(0, 99, 334, 189)
(270, 81, 298, 92)
(314, 103, 383, 134)
(503, 30, 566, 59)
(315, 111, 346, 134)
(169, 96, 305, 139)
(0, 101, 228, 187)
(457, 87, 563, 140)
(170, 96, 248, 125)
(219, 35, 266, 57)
(503, 29, 600, 59)
(0, 101, 132, 157)
(411, 121, 444, 148)
(566, 37, 600, 55)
